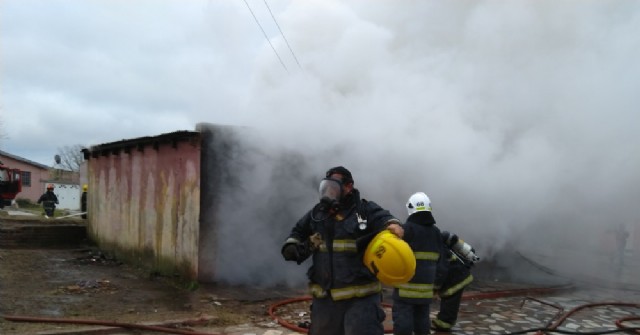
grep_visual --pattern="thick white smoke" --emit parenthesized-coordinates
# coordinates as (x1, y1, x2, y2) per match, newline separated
(213, 1, 640, 287)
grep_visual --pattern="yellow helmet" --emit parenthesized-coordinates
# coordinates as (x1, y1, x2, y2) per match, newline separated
(82, 184, 88, 192)
(363, 230, 416, 286)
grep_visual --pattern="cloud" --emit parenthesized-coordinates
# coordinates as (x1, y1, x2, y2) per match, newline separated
(0, 0, 269, 163)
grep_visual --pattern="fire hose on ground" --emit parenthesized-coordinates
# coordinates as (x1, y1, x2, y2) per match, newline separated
(4, 285, 639, 335)
(267, 285, 640, 335)
(543, 302, 640, 335)
(2, 315, 225, 335)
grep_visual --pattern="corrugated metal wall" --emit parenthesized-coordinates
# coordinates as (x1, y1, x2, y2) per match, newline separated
(86, 132, 201, 279)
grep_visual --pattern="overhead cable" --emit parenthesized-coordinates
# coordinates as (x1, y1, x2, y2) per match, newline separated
(243, 0, 288, 73)
(263, 0, 302, 70)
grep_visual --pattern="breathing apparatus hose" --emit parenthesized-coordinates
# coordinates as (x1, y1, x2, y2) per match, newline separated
(310, 202, 331, 222)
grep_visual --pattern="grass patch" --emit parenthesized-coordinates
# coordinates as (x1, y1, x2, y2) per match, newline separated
(13, 198, 69, 217)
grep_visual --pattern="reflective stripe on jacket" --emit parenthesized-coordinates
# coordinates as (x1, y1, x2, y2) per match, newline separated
(438, 252, 473, 297)
(440, 274, 473, 297)
(415, 251, 440, 261)
(396, 282, 434, 299)
(395, 250, 440, 298)
(317, 239, 357, 252)
(309, 282, 382, 300)
(392, 212, 447, 304)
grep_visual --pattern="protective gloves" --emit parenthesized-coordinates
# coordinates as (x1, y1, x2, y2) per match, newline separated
(282, 241, 315, 265)
(282, 243, 300, 262)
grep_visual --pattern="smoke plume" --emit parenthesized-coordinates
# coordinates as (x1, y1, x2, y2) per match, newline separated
(212, 0, 640, 288)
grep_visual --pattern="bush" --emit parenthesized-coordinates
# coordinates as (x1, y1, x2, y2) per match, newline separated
(16, 198, 38, 209)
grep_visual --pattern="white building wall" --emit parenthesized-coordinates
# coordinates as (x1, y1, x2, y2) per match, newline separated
(48, 183, 81, 210)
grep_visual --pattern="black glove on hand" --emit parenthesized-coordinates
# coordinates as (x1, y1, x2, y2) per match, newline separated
(282, 243, 300, 262)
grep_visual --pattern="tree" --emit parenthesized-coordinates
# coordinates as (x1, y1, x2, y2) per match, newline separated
(55, 144, 87, 172)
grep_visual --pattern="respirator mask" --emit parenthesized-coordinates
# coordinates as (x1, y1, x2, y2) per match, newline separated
(318, 178, 343, 211)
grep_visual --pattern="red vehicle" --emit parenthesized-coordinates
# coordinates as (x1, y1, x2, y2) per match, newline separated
(0, 162, 22, 209)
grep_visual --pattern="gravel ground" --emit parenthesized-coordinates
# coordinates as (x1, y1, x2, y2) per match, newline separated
(0, 247, 300, 335)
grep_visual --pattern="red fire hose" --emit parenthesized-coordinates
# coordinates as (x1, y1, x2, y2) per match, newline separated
(545, 302, 640, 335)
(267, 285, 640, 335)
(2, 315, 224, 335)
(6, 287, 637, 335)
(266, 297, 395, 333)
(267, 296, 313, 333)
(520, 296, 565, 328)
(616, 316, 640, 334)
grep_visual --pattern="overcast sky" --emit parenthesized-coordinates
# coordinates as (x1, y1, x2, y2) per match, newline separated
(2, 1, 639, 285)
(1, 0, 286, 165)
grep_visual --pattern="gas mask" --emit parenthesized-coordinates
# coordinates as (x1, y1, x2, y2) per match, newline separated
(318, 178, 343, 211)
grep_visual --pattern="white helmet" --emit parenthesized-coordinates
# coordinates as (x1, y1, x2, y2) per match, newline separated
(406, 192, 432, 216)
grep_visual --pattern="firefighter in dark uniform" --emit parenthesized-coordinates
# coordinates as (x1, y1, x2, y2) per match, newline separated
(37, 184, 59, 217)
(81, 184, 88, 219)
(282, 166, 404, 335)
(392, 192, 448, 335)
(431, 231, 479, 332)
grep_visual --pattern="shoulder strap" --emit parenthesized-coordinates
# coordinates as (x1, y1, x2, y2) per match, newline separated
(357, 198, 369, 220)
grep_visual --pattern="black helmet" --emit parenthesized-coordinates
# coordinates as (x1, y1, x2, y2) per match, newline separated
(325, 166, 353, 184)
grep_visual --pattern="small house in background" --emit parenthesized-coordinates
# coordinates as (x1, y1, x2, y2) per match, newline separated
(0, 150, 81, 209)
(0, 150, 50, 204)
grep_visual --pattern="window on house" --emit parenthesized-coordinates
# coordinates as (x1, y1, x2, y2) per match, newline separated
(20, 171, 32, 187)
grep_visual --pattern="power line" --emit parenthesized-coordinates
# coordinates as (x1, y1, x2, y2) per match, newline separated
(243, 0, 288, 73)
(263, 0, 302, 70)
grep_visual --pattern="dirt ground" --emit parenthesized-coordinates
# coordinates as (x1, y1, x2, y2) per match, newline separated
(3, 217, 637, 335)
(0, 247, 305, 335)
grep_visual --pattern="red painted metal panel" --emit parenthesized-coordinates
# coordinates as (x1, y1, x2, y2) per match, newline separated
(86, 135, 201, 279)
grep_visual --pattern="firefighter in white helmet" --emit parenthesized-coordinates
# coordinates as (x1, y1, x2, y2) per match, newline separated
(281, 166, 404, 335)
(431, 230, 479, 332)
(392, 192, 449, 335)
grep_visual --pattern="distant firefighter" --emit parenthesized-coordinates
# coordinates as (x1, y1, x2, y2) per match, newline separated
(611, 224, 629, 275)
(81, 184, 88, 219)
(37, 184, 59, 218)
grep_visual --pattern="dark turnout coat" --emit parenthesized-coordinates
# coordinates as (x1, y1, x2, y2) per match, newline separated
(37, 191, 59, 209)
(393, 211, 448, 304)
(285, 189, 399, 300)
